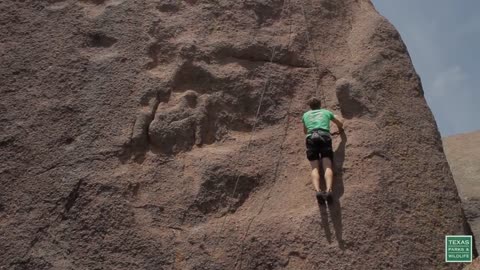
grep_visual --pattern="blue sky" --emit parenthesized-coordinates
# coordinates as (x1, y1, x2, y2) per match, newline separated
(372, 0, 480, 137)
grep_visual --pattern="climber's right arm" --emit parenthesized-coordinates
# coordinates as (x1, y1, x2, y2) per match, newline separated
(332, 115, 344, 132)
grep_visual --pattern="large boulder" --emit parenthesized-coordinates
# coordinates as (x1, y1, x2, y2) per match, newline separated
(0, 0, 471, 269)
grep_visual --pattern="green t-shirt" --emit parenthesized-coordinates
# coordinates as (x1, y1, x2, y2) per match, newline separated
(302, 109, 334, 135)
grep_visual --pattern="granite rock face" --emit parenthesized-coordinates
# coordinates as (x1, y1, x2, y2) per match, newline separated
(0, 0, 471, 269)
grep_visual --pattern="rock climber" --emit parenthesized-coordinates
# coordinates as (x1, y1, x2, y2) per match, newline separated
(302, 97, 344, 204)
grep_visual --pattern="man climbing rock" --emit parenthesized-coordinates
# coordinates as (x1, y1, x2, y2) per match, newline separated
(302, 97, 344, 204)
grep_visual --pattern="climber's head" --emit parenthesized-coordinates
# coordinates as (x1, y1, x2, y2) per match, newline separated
(308, 97, 321, 110)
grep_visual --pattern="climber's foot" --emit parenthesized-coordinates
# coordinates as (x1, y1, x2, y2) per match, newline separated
(316, 191, 326, 205)
(325, 191, 333, 204)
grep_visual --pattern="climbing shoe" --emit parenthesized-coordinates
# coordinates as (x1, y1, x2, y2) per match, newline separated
(325, 191, 333, 204)
(316, 191, 326, 205)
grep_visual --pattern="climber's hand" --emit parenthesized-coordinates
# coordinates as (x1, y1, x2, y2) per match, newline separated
(331, 127, 345, 136)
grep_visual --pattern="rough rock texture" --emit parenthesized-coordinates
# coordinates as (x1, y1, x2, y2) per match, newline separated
(463, 257, 480, 270)
(0, 0, 471, 269)
(444, 131, 480, 254)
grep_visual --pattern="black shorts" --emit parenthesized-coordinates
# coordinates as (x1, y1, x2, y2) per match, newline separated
(305, 131, 333, 161)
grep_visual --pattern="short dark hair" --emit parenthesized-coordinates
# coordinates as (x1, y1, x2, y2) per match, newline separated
(308, 97, 321, 110)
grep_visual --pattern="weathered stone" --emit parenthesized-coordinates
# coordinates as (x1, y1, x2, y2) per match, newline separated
(0, 0, 472, 269)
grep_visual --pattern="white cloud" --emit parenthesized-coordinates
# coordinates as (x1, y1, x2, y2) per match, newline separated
(431, 66, 467, 97)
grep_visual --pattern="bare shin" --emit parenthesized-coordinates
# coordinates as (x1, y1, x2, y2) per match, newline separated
(322, 157, 333, 192)
(309, 160, 320, 192)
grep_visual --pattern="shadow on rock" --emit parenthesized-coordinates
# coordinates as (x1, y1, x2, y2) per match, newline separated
(317, 131, 347, 248)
